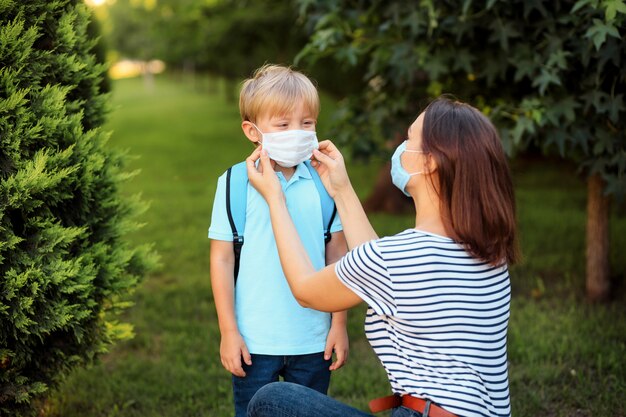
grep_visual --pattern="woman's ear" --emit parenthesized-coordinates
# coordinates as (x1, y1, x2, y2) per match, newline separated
(241, 121, 261, 144)
(425, 153, 438, 175)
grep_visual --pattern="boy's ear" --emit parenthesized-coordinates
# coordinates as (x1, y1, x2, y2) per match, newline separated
(241, 121, 261, 144)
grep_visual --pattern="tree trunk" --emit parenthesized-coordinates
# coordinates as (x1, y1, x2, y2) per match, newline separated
(142, 62, 154, 91)
(363, 161, 414, 214)
(363, 134, 415, 214)
(182, 58, 196, 89)
(586, 173, 611, 301)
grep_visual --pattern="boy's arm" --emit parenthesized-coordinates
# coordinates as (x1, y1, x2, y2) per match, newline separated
(325, 230, 347, 265)
(210, 239, 252, 377)
(324, 231, 349, 370)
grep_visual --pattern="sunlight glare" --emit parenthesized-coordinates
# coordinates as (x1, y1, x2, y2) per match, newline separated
(85, 0, 107, 6)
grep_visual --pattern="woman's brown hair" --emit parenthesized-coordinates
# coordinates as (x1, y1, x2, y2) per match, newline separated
(422, 97, 520, 266)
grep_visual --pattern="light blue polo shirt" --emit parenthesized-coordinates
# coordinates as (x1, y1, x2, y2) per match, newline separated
(208, 162, 342, 355)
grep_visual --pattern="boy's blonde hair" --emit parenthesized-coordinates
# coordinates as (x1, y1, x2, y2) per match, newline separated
(239, 64, 320, 123)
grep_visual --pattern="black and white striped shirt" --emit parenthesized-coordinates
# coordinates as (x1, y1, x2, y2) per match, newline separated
(336, 229, 511, 417)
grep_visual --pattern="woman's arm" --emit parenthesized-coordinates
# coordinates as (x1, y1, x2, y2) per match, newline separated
(246, 148, 362, 312)
(311, 141, 378, 249)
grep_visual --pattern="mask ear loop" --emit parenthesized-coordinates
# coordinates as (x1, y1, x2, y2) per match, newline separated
(249, 122, 264, 145)
(403, 146, 427, 176)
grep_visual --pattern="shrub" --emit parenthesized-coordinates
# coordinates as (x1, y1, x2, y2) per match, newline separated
(0, 1, 156, 415)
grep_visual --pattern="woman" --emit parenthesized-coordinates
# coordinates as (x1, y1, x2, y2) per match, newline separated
(244, 97, 519, 417)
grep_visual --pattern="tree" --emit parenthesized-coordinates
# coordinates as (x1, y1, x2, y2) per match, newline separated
(105, 0, 199, 64)
(0, 1, 157, 415)
(102, 0, 364, 99)
(296, 0, 625, 300)
(104, 0, 304, 75)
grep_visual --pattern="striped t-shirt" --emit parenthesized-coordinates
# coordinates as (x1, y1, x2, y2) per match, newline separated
(335, 229, 511, 417)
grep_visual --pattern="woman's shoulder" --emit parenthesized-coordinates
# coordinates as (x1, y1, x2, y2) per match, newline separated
(375, 229, 508, 271)
(375, 229, 478, 261)
(377, 228, 458, 247)
(352, 229, 467, 261)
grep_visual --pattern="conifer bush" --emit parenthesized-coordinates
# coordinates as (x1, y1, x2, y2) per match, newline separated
(0, 1, 156, 415)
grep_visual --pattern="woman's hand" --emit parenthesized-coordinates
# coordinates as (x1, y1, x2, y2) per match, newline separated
(310, 140, 351, 198)
(246, 147, 283, 203)
(313, 140, 378, 249)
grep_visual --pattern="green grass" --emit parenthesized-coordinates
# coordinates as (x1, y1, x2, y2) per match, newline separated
(48, 75, 626, 417)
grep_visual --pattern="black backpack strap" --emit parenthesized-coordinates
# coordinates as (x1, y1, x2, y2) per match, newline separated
(225, 166, 245, 283)
(325, 204, 337, 244)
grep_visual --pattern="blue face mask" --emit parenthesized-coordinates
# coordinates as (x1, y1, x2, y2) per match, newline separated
(390, 141, 425, 197)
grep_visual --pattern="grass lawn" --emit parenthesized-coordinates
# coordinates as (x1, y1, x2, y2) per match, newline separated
(48, 75, 626, 417)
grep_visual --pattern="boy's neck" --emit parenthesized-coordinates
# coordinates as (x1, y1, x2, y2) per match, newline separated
(273, 164, 296, 181)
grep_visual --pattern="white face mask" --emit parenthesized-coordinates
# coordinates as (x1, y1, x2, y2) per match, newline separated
(252, 124, 319, 168)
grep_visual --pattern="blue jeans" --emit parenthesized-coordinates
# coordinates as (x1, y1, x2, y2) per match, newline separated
(233, 353, 331, 417)
(248, 382, 424, 417)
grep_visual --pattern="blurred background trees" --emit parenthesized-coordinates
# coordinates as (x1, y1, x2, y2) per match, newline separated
(106, 0, 303, 77)
(100, 0, 365, 96)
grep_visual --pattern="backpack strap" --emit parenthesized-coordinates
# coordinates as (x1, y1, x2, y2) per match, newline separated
(226, 161, 336, 284)
(304, 161, 337, 244)
(225, 161, 248, 282)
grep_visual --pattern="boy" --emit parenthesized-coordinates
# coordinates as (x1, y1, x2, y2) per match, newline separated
(208, 64, 349, 417)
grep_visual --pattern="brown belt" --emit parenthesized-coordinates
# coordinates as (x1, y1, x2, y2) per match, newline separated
(369, 395, 458, 417)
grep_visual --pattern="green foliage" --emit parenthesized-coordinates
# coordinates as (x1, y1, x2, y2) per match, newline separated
(102, 0, 366, 97)
(106, 0, 168, 62)
(106, 0, 304, 76)
(197, 0, 306, 78)
(296, 0, 626, 199)
(0, 1, 157, 415)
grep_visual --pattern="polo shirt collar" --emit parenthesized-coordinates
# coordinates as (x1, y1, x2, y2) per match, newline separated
(275, 162, 312, 186)
(292, 162, 312, 180)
